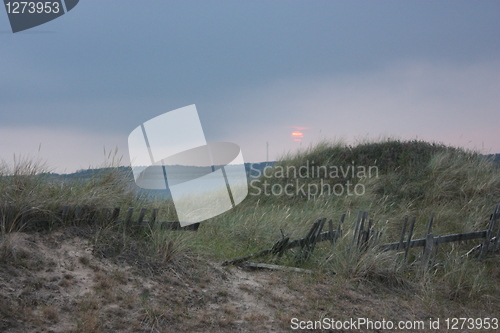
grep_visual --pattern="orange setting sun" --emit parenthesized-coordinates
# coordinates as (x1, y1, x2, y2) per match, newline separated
(289, 126, 309, 142)
(291, 131, 304, 141)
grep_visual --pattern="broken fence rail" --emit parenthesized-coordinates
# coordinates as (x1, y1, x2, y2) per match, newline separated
(222, 219, 339, 266)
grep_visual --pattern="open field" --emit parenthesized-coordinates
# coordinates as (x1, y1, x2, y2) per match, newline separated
(1, 139, 499, 332)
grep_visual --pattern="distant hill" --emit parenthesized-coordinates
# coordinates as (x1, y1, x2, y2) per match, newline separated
(42, 163, 277, 200)
(490, 154, 500, 165)
(48, 163, 277, 181)
(50, 154, 499, 181)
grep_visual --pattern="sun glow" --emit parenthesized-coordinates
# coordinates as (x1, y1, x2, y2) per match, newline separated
(289, 126, 309, 142)
(291, 131, 303, 141)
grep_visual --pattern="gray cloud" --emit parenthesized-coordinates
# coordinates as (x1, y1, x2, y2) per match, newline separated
(211, 60, 500, 161)
(0, 1, 498, 171)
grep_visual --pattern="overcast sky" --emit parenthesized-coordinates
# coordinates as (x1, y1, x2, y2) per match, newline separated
(1, 1, 499, 173)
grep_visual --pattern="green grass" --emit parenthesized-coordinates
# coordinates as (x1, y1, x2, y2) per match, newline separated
(1, 139, 499, 303)
(170, 138, 500, 306)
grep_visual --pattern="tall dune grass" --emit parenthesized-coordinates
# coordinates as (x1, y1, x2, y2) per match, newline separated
(0, 155, 144, 213)
(1, 139, 499, 284)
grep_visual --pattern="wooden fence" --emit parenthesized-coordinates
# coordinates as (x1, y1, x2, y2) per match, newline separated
(3, 203, 499, 269)
(223, 204, 500, 268)
(0, 205, 199, 231)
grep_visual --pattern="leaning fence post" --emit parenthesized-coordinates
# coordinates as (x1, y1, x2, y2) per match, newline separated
(404, 216, 416, 260)
(111, 207, 121, 222)
(356, 212, 366, 248)
(124, 207, 134, 229)
(309, 218, 326, 256)
(137, 208, 147, 227)
(422, 233, 435, 270)
(150, 208, 158, 226)
(426, 212, 434, 236)
(431, 236, 440, 267)
(480, 210, 497, 258)
(361, 218, 373, 251)
(336, 213, 345, 244)
(100, 208, 111, 225)
(398, 216, 409, 251)
(328, 219, 334, 245)
(0, 206, 4, 233)
(74, 206, 84, 224)
(422, 212, 436, 269)
(296, 218, 326, 263)
(495, 205, 500, 251)
(295, 221, 317, 263)
(61, 205, 70, 224)
(271, 236, 290, 258)
(351, 211, 363, 249)
(365, 219, 373, 244)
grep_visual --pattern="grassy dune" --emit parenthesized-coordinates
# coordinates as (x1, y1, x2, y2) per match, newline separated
(1, 139, 499, 332)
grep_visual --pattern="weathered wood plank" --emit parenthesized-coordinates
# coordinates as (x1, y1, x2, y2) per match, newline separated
(494, 208, 500, 251)
(271, 237, 290, 255)
(150, 208, 158, 224)
(336, 213, 345, 244)
(422, 233, 435, 269)
(351, 211, 363, 248)
(111, 207, 120, 222)
(491, 205, 500, 251)
(380, 231, 487, 251)
(101, 208, 111, 223)
(437, 231, 487, 244)
(308, 218, 326, 255)
(286, 230, 337, 249)
(137, 208, 147, 225)
(328, 219, 334, 245)
(124, 207, 134, 228)
(357, 212, 366, 247)
(480, 216, 496, 257)
(296, 218, 326, 262)
(224, 204, 500, 269)
(223, 229, 339, 266)
(426, 212, 435, 236)
(74, 206, 84, 221)
(61, 205, 70, 223)
(398, 217, 408, 250)
(156, 221, 200, 231)
(242, 261, 314, 274)
(364, 219, 373, 249)
(379, 238, 426, 251)
(404, 217, 416, 260)
(222, 248, 274, 266)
